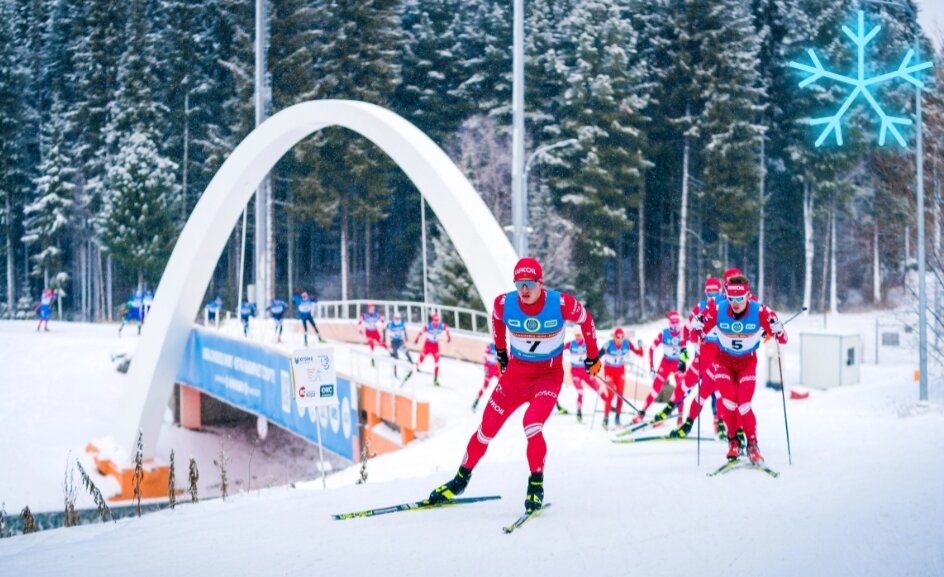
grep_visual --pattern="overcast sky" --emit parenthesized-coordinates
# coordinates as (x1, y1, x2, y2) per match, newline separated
(916, 0, 944, 48)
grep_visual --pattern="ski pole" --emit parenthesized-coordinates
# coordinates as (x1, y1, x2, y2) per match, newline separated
(775, 338, 793, 465)
(593, 374, 642, 414)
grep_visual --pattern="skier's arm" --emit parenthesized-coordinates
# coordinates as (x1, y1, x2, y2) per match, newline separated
(760, 305, 787, 344)
(491, 294, 508, 352)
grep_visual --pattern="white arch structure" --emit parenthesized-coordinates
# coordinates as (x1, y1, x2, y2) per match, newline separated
(116, 100, 518, 457)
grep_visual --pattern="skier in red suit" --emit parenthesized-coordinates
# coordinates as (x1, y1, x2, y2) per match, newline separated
(690, 274, 787, 464)
(632, 311, 689, 424)
(427, 257, 601, 512)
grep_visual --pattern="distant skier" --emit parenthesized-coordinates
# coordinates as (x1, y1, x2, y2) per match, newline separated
(205, 295, 223, 326)
(297, 292, 324, 345)
(632, 311, 689, 424)
(34, 288, 56, 332)
(671, 277, 726, 438)
(689, 274, 787, 464)
(239, 298, 257, 337)
(427, 257, 601, 513)
(119, 289, 144, 336)
(359, 303, 388, 358)
(414, 311, 450, 385)
(566, 331, 605, 423)
(601, 327, 644, 429)
(267, 297, 288, 342)
(387, 311, 413, 364)
(472, 342, 501, 411)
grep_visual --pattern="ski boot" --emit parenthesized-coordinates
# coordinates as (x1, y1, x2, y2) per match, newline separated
(652, 402, 675, 423)
(630, 410, 646, 425)
(726, 436, 741, 461)
(746, 441, 764, 464)
(713, 417, 727, 440)
(576, 409, 583, 424)
(556, 402, 569, 415)
(669, 418, 694, 438)
(471, 398, 479, 412)
(433, 378, 440, 387)
(318, 336, 326, 344)
(303, 334, 309, 346)
(601, 417, 609, 430)
(428, 466, 472, 504)
(525, 472, 544, 512)
(736, 429, 747, 455)
(614, 412, 621, 426)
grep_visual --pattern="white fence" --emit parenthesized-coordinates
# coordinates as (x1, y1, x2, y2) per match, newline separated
(316, 299, 490, 335)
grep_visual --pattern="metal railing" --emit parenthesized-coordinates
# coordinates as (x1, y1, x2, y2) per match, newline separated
(316, 299, 490, 335)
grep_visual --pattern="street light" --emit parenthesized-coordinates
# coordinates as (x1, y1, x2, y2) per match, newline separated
(865, 0, 928, 401)
(520, 138, 580, 256)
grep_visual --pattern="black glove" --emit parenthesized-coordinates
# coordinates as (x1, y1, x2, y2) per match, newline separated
(584, 356, 602, 376)
(677, 360, 687, 373)
(496, 348, 509, 373)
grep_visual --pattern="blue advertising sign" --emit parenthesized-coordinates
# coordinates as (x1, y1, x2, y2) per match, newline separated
(176, 328, 357, 461)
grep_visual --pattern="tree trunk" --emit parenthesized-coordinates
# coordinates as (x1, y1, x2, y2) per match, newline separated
(5, 191, 14, 314)
(364, 220, 371, 298)
(106, 254, 113, 321)
(676, 135, 690, 312)
(79, 242, 87, 321)
(757, 136, 766, 302)
(819, 205, 829, 313)
(287, 208, 294, 312)
(829, 203, 838, 314)
(802, 181, 814, 313)
(616, 232, 624, 319)
(873, 221, 881, 304)
(182, 90, 189, 226)
(340, 202, 349, 304)
(638, 174, 647, 319)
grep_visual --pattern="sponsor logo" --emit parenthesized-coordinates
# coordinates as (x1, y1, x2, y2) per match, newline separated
(508, 319, 522, 328)
(515, 266, 538, 277)
(319, 355, 330, 369)
(294, 355, 314, 364)
(298, 386, 306, 398)
(746, 323, 758, 330)
(544, 319, 559, 329)
(319, 384, 335, 397)
(488, 397, 505, 415)
(731, 322, 744, 333)
(719, 323, 731, 330)
(535, 390, 558, 399)
(524, 318, 541, 333)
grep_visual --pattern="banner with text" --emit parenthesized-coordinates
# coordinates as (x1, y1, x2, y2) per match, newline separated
(176, 328, 357, 460)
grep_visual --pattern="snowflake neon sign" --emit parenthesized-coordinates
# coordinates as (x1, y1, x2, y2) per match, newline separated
(788, 10, 933, 147)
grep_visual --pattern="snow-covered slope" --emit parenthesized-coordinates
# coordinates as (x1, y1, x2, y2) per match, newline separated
(0, 315, 942, 577)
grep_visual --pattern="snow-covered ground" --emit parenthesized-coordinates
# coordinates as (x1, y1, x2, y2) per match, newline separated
(0, 312, 942, 577)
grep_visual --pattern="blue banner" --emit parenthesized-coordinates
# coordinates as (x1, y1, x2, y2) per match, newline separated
(176, 328, 357, 460)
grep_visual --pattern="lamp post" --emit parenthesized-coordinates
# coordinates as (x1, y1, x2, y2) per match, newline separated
(866, 0, 928, 401)
(520, 139, 580, 256)
(511, 0, 526, 257)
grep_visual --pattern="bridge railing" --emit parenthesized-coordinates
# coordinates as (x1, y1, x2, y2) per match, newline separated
(316, 299, 490, 335)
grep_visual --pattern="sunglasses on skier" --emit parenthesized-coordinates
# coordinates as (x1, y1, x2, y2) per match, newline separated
(727, 294, 747, 303)
(514, 280, 539, 290)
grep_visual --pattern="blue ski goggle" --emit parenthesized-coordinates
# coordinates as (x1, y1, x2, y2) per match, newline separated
(727, 294, 747, 303)
(514, 280, 539, 290)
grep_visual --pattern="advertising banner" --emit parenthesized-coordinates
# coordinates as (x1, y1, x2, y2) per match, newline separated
(176, 329, 357, 460)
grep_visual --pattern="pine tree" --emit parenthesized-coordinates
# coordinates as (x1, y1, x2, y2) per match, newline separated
(23, 98, 75, 287)
(100, 132, 178, 285)
(555, 0, 650, 316)
(0, 1, 29, 315)
(428, 223, 483, 311)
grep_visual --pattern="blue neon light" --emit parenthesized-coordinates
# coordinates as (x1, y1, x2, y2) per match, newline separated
(788, 10, 932, 147)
